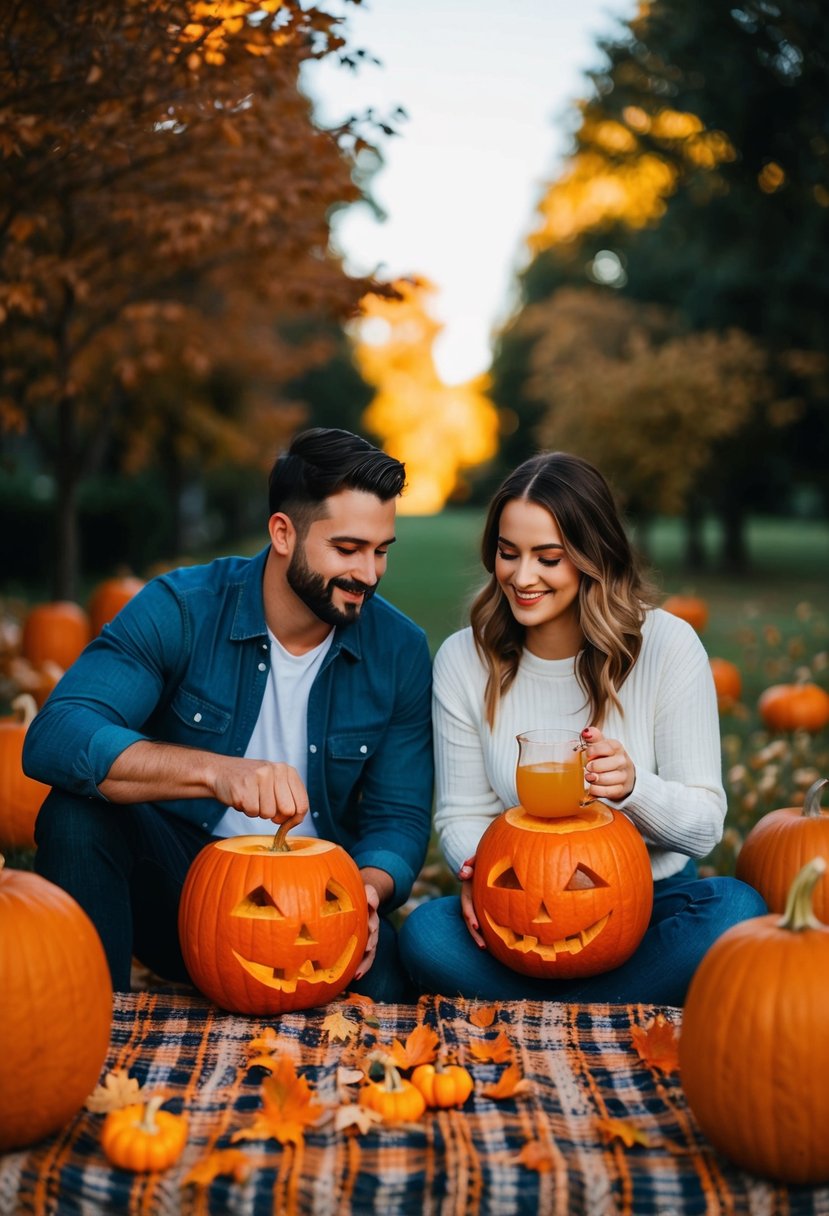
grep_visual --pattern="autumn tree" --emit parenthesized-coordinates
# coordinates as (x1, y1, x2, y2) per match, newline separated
(353, 278, 499, 514)
(491, 0, 829, 563)
(0, 0, 379, 596)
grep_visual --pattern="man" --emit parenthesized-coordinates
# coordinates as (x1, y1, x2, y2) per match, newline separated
(24, 428, 434, 1002)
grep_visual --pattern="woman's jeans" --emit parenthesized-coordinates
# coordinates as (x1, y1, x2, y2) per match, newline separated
(34, 789, 413, 1004)
(398, 860, 767, 1006)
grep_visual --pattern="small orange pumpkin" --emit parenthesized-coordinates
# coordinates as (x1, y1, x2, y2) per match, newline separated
(662, 594, 708, 633)
(411, 1059, 474, 1108)
(22, 600, 90, 671)
(758, 682, 829, 733)
(708, 658, 742, 711)
(101, 1095, 188, 1172)
(178, 822, 368, 1015)
(472, 805, 653, 979)
(680, 857, 829, 1184)
(735, 777, 829, 921)
(0, 857, 113, 1151)
(359, 1059, 426, 1124)
(88, 576, 145, 637)
(0, 694, 51, 850)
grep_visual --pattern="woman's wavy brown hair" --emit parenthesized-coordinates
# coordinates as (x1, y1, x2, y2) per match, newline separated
(470, 451, 657, 727)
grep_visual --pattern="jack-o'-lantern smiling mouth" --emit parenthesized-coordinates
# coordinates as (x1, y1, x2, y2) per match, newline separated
(481, 910, 610, 960)
(230, 937, 359, 992)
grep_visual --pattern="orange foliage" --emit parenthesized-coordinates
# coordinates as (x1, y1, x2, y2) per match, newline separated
(354, 279, 499, 513)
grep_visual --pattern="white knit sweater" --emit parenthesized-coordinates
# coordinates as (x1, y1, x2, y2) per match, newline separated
(432, 608, 726, 882)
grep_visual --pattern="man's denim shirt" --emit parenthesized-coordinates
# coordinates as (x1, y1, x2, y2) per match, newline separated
(23, 547, 434, 910)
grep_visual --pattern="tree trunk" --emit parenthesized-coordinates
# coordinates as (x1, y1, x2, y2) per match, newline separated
(683, 495, 707, 571)
(718, 499, 749, 572)
(53, 394, 80, 600)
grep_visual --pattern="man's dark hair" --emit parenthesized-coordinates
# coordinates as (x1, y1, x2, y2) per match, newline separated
(268, 427, 406, 531)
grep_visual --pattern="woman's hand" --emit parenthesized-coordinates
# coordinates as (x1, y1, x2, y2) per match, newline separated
(581, 727, 636, 801)
(353, 881, 381, 981)
(458, 857, 486, 948)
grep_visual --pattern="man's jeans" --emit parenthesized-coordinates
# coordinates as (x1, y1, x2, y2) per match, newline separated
(398, 860, 768, 1006)
(35, 789, 414, 1004)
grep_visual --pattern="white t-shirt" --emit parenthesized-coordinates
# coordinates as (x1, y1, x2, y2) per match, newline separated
(212, 627, 334, 838)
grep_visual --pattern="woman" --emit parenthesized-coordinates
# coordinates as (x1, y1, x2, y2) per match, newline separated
(399, 452, 765, 1004)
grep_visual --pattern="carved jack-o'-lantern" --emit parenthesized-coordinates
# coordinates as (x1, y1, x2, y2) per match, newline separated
(178, 828, 368, 1015)
(472, 805, 653, 979)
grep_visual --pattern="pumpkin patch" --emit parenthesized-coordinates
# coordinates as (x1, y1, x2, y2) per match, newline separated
(472, 805, 653, 979)
(178, 826, 368, 1015)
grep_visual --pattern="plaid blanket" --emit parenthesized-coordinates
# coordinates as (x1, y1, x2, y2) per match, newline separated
(1, 990, 826, 1216)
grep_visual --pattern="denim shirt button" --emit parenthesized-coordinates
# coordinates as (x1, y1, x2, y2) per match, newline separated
(193, 712, 202, 722)
(258, 662, 267, 672)
(309, 744, 317, 754)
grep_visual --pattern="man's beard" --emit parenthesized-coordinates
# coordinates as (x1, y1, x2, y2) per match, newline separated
(286, 546, 377, 628)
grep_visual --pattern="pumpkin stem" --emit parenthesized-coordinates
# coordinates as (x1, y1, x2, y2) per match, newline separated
(138, 1094, 167, 1134)
(802, 777, 828, 818)
(777, 856, 827, 932)
(10, 693, 38, 727)
(270, 819, 294, 853)
(382, 1062, 407, 1093)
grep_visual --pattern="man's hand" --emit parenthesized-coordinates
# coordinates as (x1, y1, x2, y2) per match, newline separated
(209, 759, 309, 824)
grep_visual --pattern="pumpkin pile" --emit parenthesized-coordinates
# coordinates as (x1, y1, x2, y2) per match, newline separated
(178, 820, 368, 1015)
(0, 693, 50, 851)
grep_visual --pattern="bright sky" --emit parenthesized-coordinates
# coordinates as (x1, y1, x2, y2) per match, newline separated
(301, 0, 634, 385)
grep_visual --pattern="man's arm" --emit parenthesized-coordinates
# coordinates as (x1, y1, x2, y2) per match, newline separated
(100, 740, 308, 823)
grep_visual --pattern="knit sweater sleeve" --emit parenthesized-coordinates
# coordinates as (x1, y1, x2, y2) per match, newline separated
(432, 630, 505, 878)
(611, 610, 727, 865)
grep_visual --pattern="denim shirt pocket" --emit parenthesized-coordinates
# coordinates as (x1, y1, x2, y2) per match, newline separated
(170, 686, 232, 738)
(325, 731, 378, 804)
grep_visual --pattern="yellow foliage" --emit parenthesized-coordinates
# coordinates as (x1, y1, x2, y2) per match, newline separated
(354, 280, 499, 514)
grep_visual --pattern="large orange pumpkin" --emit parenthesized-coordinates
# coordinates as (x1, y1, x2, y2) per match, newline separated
(21, 600, 90, 671)
(708, 658, 742, 711)
(662, 594, 708, 633)
(735, 776, 829, 921)
(88, 575, 145, 637)
(680, 857, 829, 1184)
(179, 826, 368, 1015)
(471, 805, 653, 979)
(0, 856, 113, 1151)
(0, 694, 50, 850)
(758, 682, 829, 733)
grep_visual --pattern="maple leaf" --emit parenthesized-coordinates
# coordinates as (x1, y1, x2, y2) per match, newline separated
(333, 1104, 383, 1135)
(85, 1069, 143, 1112)
(469, 1005, 498, 1028)
(481, 1064, 531, 1101)
(630, 1014, 680, 1073)
(596, 1117, 652, 1149)
(343, 992, 374, 1010)
(468, 1030, 514, 1064)
(514, 1138, 556, 1172)
(321, 1010, 359, 1043)
(388, 1025, 439, 1070)
(232, 1055, 326, 1146)
(337, 1066, 365, 1089)
(184, 1148, 258, 1187)
(246, 1027, 281, 1057)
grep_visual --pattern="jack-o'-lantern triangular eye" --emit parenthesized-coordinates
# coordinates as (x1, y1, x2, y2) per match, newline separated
(565, 864, 608, 891)
(231, 886, 286, 919)
(322, 879, 354, 914)
(489, 864, 523, 890)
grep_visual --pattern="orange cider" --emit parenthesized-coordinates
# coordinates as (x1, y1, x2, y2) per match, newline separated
(516, 759, 587, 818)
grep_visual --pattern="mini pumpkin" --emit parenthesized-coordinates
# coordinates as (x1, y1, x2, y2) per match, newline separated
(0, 693, 50, 851)
(21, 600, 90, 671)
(411, 1059, 474, 1108)
(735, 776, 829, 921)
(178, 823, 368, 1015)
(472, 805, 653, 979)
(708, 658, 742, 712)
(662, 594, 708, 633)
(680, 857, 829, 1184)
(88, 575, 145, 637)
(359, 1060, 426, 1123)
(0, 857, 112, 1152)
(758, 682, 829, 733)
(101, 1095, 188, 1172)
